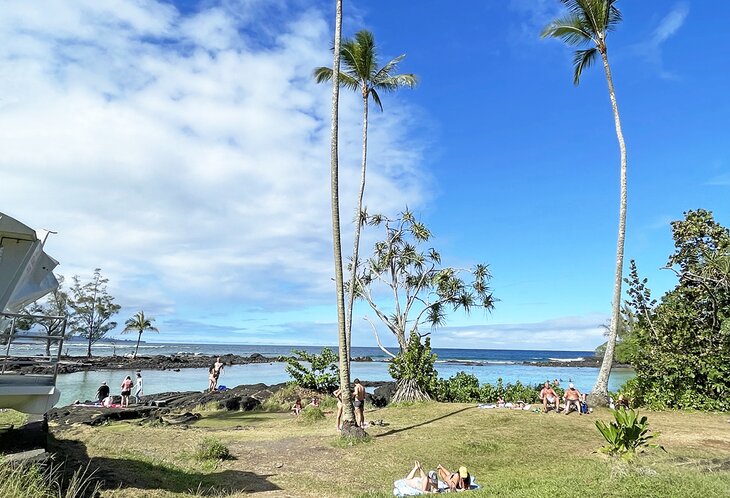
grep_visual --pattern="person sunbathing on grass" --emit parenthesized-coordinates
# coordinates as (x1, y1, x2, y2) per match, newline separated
(402, 461, 438, 493)
(437, 464, 471, 491)
(539, 381, 560, 413)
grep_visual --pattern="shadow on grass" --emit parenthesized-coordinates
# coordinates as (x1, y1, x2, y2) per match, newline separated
(48, 435, 280, 495)
(375, 406, 475, 438)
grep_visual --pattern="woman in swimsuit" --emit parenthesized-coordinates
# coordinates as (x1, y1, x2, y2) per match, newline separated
(120, 375, 133, 407)
(437, 464, 471, 491)
(333, 388, 343, 430)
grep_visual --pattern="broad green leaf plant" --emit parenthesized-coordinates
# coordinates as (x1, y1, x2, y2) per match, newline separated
(595, 409, 664, 462)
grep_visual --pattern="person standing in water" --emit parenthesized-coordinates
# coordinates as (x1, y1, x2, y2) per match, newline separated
(134, 372, 143, 404)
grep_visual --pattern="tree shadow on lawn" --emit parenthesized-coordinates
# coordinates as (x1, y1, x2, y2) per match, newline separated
(48, 434, 281, 495)
(375, 406, 475, 438)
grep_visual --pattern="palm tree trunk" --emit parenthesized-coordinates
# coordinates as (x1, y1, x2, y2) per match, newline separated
(135, 331, 142, 359)
(591, 49, 628, 404)
(329, 0, 355, 427)
(345, 92, 370, 368)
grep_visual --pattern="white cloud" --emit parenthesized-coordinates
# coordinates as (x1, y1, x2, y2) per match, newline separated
(634, 3, 689, 79)
(508, 0, 563, 43)
(432, 313, 610, 351)
(0, 0, 429, 335)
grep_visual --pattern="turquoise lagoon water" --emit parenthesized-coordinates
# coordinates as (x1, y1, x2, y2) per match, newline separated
(55, 358, 633, 407)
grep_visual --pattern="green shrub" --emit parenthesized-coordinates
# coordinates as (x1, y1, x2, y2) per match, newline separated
(299, 406, 325, 423)
(436, 374, 542, 403)
(436, 372, 481, 402)
(285, 348, 339, 392)
(389, 333, 439, 398)
(595, 409, 664, 462)
(194, 438, 231, 461)
(504, 380, 540, 403)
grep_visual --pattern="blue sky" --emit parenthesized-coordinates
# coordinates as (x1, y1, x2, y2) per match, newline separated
(1, 0, 727, 350)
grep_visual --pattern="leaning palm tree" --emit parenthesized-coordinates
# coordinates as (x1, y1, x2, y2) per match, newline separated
(326, 0, 357, 431)
(314, 30, 417, 365)
(542, 0, 627, 404)
(122, 311, 159, 359)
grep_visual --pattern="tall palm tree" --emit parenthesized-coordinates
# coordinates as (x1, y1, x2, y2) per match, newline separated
(314, 30, 417, 364)
(542, 0, 627, 403)
(326, 0, 356, 429)
(122, 311, 159, 359)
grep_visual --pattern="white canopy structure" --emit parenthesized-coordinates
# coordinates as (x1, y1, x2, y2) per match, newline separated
(0, 212, 65, 414)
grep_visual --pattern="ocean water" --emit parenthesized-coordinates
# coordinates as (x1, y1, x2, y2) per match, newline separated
(44, 343, 634, 406)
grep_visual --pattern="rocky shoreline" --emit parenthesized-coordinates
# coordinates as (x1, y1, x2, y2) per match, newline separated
(14, 353, 374, 375)
(12, 352, 630, 375)
(47, 380, 395, 427)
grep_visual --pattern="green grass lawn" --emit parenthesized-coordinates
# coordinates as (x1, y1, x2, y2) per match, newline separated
(43, 402, 730, 497)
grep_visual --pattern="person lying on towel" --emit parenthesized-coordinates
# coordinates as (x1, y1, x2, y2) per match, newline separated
(437, 464, 471, 491)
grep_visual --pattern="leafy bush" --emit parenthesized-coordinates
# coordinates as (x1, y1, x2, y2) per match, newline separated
(389, 332, 439, 399)
(299, 406, 325, 423)
(194, 438, 231, 461)
(436, 374, 542, 403)
(284, 348, 339, 392)
(436, 372, 481, 402)
(595, 409, 664, 462)
(504, 380, 541, 403)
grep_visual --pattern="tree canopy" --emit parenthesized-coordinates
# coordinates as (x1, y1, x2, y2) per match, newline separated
(623, 209, 730, 410)
(68, 268, 121, 357)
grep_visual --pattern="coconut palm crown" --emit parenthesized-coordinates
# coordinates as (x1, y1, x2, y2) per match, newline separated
(313, 29, 417, 109)
(541, 0, 622, 85)
(122, 311, 159, 359)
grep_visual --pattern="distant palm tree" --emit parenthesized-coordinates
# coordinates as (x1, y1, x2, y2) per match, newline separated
(326, 0, 356, 428)
(314, 30, 417, 363)
(542, 0, 627, 403)
(122, 311, 159, 359)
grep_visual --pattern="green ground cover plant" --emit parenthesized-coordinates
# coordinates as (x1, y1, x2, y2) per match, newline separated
(193, 438, 230, 461)
(596, 408, 664, 462)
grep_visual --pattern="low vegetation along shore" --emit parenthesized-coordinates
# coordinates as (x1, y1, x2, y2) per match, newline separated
(2, 385, 729, 497)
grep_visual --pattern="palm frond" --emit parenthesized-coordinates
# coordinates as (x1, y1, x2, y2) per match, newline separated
(337, 73, 360, 92)
(370, 88, 384, 111)
(312, 66, 333, 84)
(572, 47, 598, 85)
(575, 0, 602, 34)
(541, 14, 594, 46)
(606, 1, 623, 32)
(353, 30, 377, 80)
(313, 66, 359, 92)
(372, 54, 405, 82)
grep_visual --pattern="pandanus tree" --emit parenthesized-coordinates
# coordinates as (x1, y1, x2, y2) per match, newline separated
(542, 0, 627, 404)
(314, 30, 417, 366)
(355, 210, 496, 401)
(324, 0, 358, 433)
(122, 311, 158, 359)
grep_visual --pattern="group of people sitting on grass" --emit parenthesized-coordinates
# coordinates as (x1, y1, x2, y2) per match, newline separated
(539, 381, 590, 415)
(396, 461, 476, 495)
(291, 396, 320, 416)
